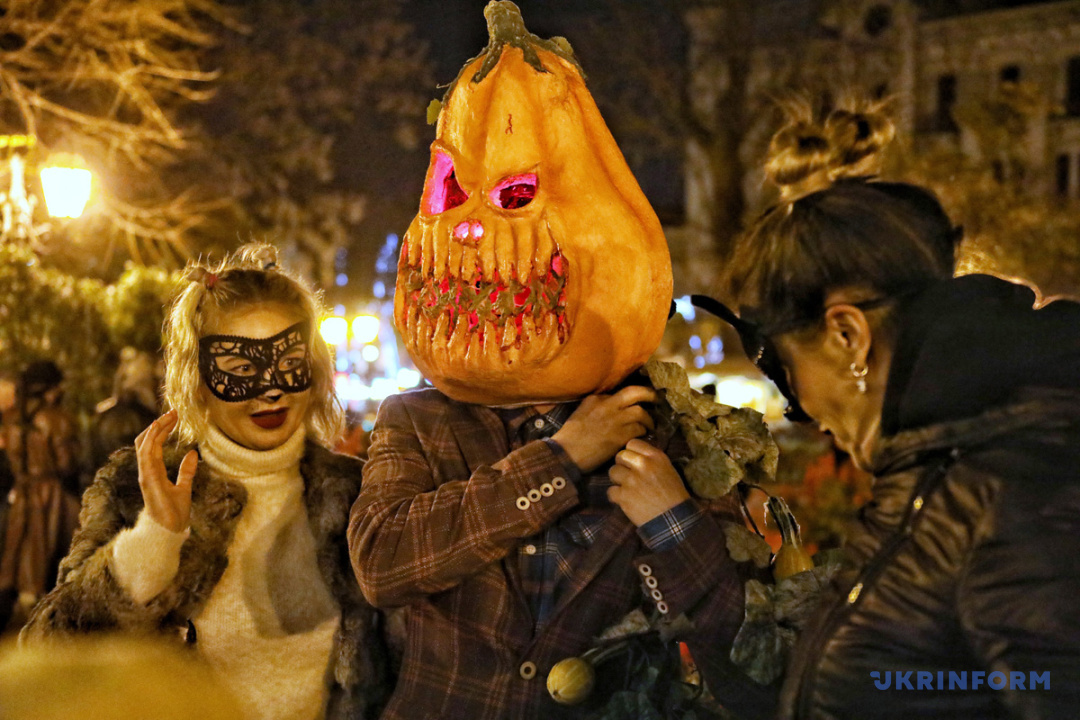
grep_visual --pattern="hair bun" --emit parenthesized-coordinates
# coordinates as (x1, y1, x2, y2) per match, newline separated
(766, 98, 895, 202)
(825, 107, 895, 176)
(237, 242, 279, 271)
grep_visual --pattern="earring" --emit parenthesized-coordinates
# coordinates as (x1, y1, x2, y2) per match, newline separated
(850, 362, 868, 394)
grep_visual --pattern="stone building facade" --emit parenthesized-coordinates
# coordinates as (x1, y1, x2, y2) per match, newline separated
(678, 0, 1080, 291)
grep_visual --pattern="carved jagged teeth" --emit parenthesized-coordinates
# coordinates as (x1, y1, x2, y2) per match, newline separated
(431, 312, 451, 356)
(501, 321, 516, 349)
(520, 314, 536, 345)
(503, 325, 522, 364)
(495, 224, 516, 283)
(416, 315, 433, 356)
(514, 223, 536, 285)
(536, 219, 555, 269)
(541, 312, 557, 340)
(420, 222, 434, 278)
(451, 314, 468, 350)
(448, 235, 464, 279)
(479, 236, 496, 282)
(405, 304, 418, 341)
(432, 221, 449, 280)
(461, 246, 477, 281)
(406, 230, 420, 266)
(467, 327, 482, 361)
(482, 325, 499, 360)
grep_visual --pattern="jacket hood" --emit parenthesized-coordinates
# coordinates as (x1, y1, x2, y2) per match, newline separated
(880, 274, 1080, 439)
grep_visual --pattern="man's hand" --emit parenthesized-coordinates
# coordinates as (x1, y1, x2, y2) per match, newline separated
(608, 439, 690, 527)
(551, 386, 656, 473)
(134, 410, 197, 533)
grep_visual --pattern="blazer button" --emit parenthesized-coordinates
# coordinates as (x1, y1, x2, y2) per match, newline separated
(523, 544, 538, 555)
(527, 488, 542, 503)
(552, 476, 567, 490)
(657, 600, 669, 615)
(644, 576, 659, 589)
(516, 496, 531, 511)
(540, 482, 555, 497)
(519, 661, 537, 679)
(638, 563, 653, 577)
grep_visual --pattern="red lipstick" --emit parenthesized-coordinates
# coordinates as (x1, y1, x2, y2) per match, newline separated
(251, 408, 288, 429)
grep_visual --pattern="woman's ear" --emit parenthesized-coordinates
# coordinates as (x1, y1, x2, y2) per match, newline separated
(822, 304, 873, 367)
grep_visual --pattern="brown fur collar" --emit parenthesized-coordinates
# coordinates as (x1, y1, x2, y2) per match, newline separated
(24, 440, 389, 718)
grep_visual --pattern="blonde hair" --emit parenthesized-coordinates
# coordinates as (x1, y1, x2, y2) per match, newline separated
(163, 243, 344, 447)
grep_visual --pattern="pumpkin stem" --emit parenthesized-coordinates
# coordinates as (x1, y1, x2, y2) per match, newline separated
(766, 496, 803, 547)
(470, 1, 583, 84)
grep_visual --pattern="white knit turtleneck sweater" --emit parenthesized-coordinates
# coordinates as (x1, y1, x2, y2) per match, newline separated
(110, 425, 340, 720)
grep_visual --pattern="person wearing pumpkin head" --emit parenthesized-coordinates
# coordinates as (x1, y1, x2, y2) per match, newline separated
(22, 244, 392, 720)
(703, 101, 1080, 719)
(349, 3, 768, 719)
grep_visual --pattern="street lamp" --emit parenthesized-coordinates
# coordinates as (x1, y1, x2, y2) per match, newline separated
(0, 136, 94, 244)
(40, 161, 92, 219)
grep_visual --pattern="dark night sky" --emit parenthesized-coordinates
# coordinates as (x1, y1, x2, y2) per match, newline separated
(405, 0, 606, 81)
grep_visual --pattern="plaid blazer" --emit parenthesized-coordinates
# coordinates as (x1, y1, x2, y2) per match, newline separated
(349, 388, 763, 720)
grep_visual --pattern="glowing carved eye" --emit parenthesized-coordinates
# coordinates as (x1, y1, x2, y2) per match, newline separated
(423, 151, 469, 215)
(490, 173, 537, 210)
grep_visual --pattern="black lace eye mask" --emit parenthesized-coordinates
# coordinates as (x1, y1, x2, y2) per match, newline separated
(198, 321, 313, 402)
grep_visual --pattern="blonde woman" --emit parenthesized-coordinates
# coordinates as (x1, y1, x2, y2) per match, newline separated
(23, 244, 390, 720)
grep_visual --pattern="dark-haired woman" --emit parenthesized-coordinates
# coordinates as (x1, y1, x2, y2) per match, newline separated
(708, 102, 1080, 719)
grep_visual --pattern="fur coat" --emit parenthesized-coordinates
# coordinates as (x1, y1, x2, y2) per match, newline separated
(22, 440, 391, 719)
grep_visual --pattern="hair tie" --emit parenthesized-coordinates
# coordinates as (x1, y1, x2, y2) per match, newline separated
(185, 266, 220, 290)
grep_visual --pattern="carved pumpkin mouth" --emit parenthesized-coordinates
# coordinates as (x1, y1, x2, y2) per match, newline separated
(397, 219, 569, 361)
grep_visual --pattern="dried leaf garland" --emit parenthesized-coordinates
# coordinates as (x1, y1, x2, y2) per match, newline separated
(644, 358, 778, 499)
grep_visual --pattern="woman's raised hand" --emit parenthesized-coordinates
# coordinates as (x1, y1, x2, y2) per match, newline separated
(134, 410, 197, 533)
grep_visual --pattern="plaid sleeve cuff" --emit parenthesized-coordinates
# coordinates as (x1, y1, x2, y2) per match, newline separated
(637, 499, 703, 552)
(542, 438, 583, 484)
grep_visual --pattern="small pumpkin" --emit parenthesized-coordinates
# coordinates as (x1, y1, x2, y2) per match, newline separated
(767, 496, 815, 581)
(395, 0, 673, 406)
(546, 655, 595, 706)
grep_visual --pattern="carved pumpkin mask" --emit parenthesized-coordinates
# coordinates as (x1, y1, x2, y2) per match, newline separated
(395, 1, 673, 406)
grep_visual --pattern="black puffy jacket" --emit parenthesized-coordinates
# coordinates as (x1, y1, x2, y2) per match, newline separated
(777, 275, 1080, 720)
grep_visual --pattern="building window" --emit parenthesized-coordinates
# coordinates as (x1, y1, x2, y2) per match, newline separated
(1067, 56, 1080, 116)
(1056, 154, 1071, 197)
(1000, 65, 1021, 84)
(864, 5, 893, 37)
(936, 74, 958, 132)
(992, 159, 1005, 183)
(820, 89, 835, 117)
